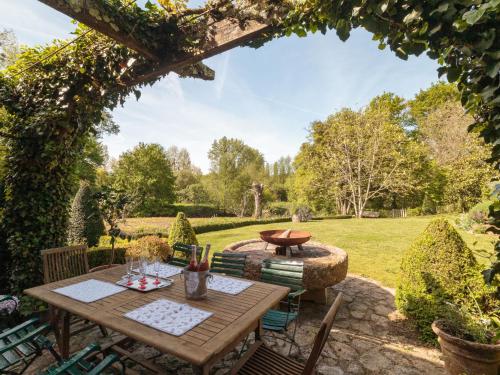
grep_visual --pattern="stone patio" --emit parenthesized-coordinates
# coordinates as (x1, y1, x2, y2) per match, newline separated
(26, 274, 444, 374)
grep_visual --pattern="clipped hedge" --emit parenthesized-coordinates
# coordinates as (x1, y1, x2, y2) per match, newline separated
(395, 218, 498, 343)
(193, 217, 291, 234)
(129, 204, 232, 218)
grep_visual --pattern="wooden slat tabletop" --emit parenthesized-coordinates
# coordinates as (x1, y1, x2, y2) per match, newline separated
(24, 265, 289, 367)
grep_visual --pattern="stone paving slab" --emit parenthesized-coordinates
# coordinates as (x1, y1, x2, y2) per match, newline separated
(24, 274, 444, 374)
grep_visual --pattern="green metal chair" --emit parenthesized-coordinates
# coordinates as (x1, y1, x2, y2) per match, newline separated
(0, 317, 60, 374)
(210, 253, 247, 277)
(260, 259, 306, 353)
(169, 243, 203, 267)
(43, 343, 123, 375)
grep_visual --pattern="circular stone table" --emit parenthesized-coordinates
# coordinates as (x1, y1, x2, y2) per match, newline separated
(223, 239, 348, 304)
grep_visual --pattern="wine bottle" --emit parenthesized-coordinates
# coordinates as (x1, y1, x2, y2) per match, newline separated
(187, 245, 198, 271)
(197, 244, 211, 272)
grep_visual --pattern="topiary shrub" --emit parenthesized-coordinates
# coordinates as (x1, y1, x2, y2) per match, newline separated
(396, 218, 498, 343)
(167, 212, 198, 247)
(68, 181, 105, 247)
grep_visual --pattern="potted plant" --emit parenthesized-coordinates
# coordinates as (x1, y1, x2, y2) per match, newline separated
(432, 303, 499, 375)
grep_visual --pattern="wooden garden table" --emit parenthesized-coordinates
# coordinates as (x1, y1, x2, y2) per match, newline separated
(24, 264, 289, 374)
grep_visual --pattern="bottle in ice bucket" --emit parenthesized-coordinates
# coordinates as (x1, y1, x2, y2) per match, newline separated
(187, 245, 198, 271)
(197, 244, 210, 271)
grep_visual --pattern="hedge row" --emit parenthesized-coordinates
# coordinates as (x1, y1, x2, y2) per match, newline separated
(129, 204, 233, 218)
(124, 217, 293, 239)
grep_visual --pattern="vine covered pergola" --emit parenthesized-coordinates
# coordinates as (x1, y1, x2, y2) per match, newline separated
(0, 0, 498, 295)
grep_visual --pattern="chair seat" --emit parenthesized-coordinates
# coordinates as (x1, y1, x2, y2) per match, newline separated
(235, 342, 304, 375)
(262, 310, 298, 331)
(0, 323, 52, 371)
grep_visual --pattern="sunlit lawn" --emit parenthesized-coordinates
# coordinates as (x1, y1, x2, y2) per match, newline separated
(196, 216, 495, 288)
(117, 216, 261, 233)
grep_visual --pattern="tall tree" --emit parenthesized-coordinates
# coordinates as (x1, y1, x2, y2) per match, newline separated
(165, 146, 202, 197)
(112, 143, 175, 216)
(207, 137, 265, 216)
(419, 101, 495, 211)
(297, 106, 418, 218)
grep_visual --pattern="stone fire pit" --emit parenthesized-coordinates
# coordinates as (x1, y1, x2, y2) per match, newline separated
(223, 239, 348, 304)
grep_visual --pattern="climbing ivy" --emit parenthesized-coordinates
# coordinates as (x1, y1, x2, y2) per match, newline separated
(0, 27, 155, 293)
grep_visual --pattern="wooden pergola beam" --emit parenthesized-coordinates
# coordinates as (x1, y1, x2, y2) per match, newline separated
(129, 19, 270, 85)
(38, 0, 272, 84)
(39, 0, 161, 61)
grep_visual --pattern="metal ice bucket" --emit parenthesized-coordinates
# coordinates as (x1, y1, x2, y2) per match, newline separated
(181, 268, 212, 300)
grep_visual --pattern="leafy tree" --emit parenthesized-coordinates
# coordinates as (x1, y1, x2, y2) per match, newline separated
(207, 137, 266, 216)
(0, 29, 19, 69)
(168, 212, 198, 247)
(165, 146, 202, 196)
(68, 181, 105, 247)
(95, 185, 129, 265)
(296, 106, 420, 217)
(112, 143, 175, 216)
(409, 82, 459, 124)
(419, 101, 495, 211)
(178, 183, 210, 204)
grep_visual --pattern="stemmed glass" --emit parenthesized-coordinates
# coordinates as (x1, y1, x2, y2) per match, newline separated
(139, 255, 148, 289)
(125, 256, 135, 286)
(153, 256, 161, 285)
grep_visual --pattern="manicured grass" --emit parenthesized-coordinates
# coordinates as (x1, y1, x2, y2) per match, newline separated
(196, 216, 495, 288)
(117, 216, 248, 233)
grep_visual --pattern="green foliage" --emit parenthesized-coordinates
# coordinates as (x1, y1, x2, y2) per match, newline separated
(112, 143, 176, 216)
(409, 82, 459, 123)
(68, 181, 105, 248)
(167, 212, 198, 247)
(127, 235, 171, 260)
(87, 247, 127, 269)
(421, 194, 437, 215)
(396, 218, 498, 343)
(177, 184, 210, 205)
(206, 137, 266, 216)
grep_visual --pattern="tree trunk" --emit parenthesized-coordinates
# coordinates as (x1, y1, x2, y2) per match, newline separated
(239, 194, 248, 217)
(252, 182, 264, 219)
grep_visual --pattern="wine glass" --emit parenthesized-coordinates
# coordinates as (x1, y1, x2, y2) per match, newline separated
(139, 256, 148, 286)
(153, 256, 161, 285)
(125, 256, 135, 286)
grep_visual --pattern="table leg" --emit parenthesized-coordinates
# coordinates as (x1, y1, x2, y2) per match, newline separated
(254, 319, 263, 341)
(60, 310, 71, 359)
(191, 364, 209, 375)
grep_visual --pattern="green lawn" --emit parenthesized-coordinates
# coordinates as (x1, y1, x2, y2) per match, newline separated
(197, 216, 495, 288)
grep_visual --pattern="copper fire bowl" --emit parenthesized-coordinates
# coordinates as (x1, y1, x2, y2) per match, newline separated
(259, 230, 311, 247)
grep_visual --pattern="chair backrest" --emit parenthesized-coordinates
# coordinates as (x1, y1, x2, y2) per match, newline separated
(210, 252, 247, 277)
(169, 242, 203, 267)
(41, 245, 89, 284)
(260, 259, 304, 291)
(302, 293, 343, 375)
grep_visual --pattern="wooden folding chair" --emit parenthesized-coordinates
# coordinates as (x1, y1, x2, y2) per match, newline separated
(210, 252, 247, 277)
(231, 292, 343, 375)
(41, 245, 107, 337)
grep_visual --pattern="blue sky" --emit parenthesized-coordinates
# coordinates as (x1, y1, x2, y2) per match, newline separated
(0, 1, 440, 172)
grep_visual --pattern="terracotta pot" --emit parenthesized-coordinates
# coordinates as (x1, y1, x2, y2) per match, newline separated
(432, 320, 500, 375)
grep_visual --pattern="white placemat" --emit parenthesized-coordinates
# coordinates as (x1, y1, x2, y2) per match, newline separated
(125, 299, 213, 336)
(134, 263, 182, 279)
(53, 279, 126, 303)
(208, 275, 253, 295)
